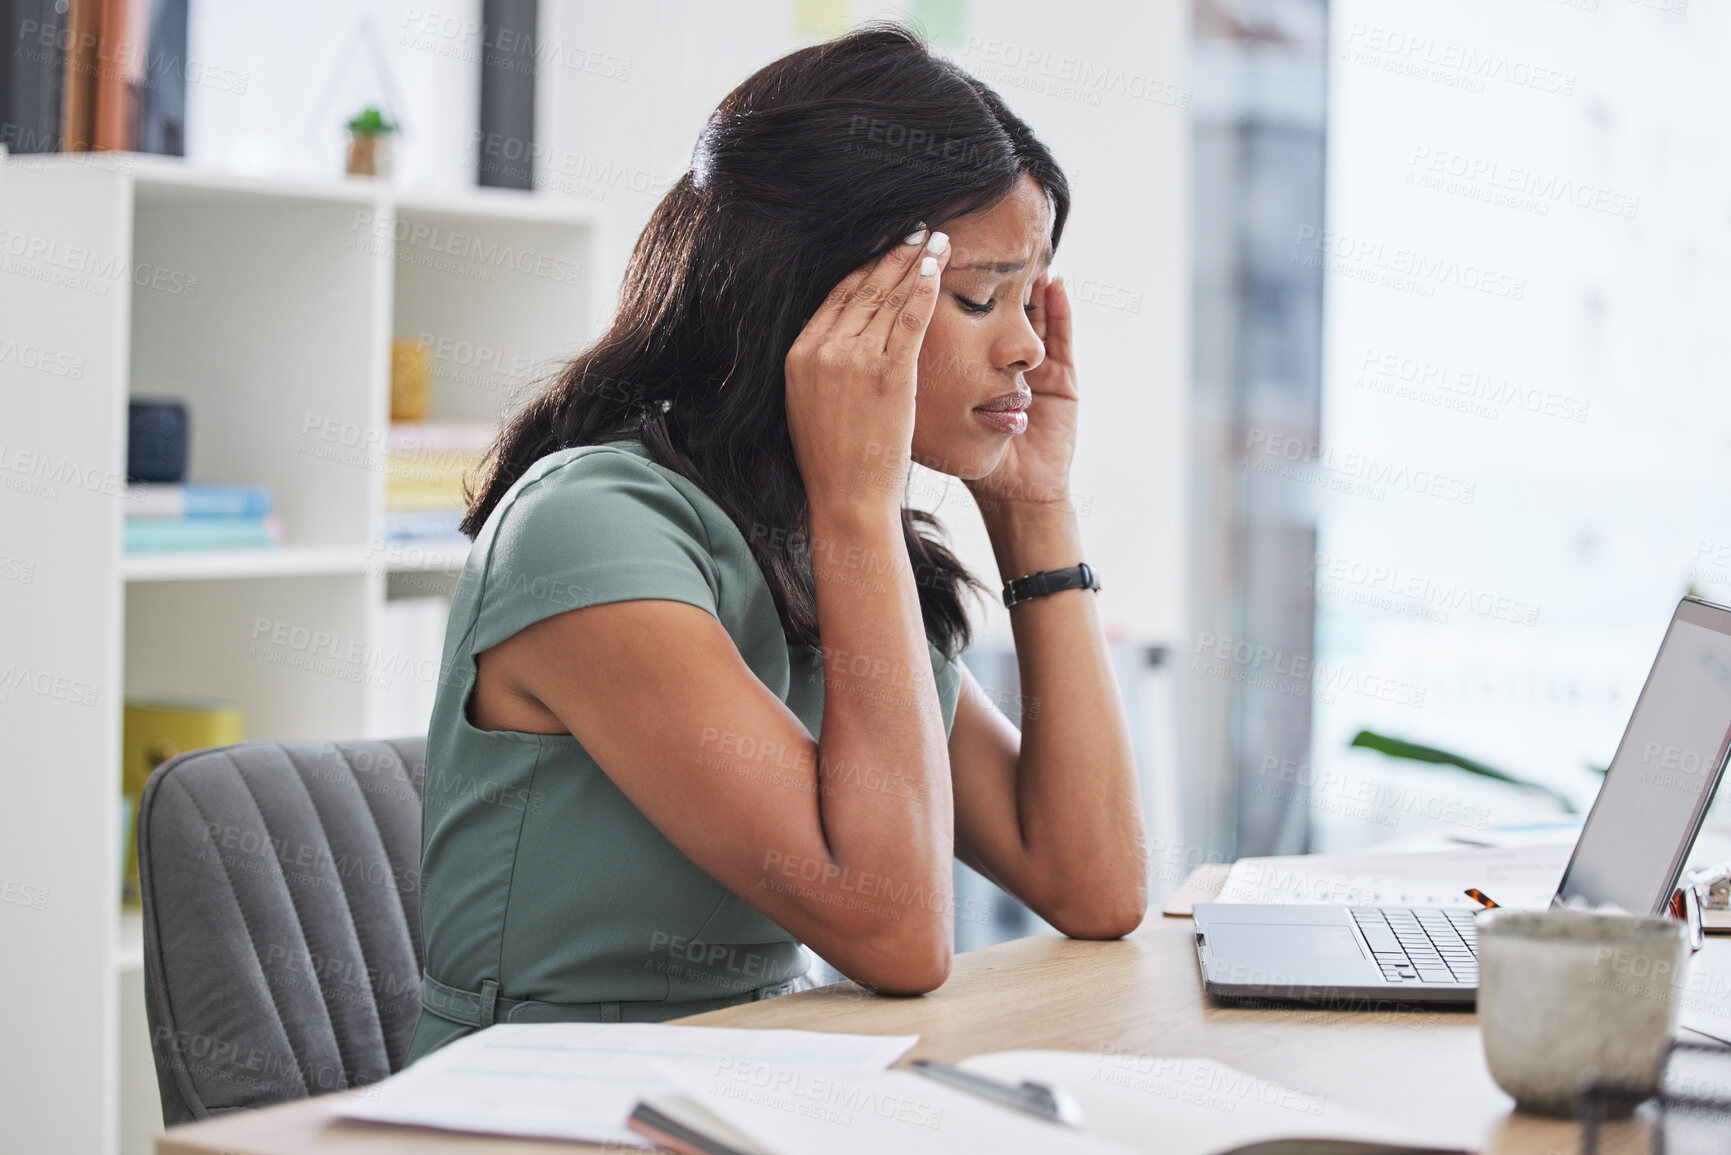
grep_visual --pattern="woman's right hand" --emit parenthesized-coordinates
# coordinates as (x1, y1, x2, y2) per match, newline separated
(784, 228, 951, 518)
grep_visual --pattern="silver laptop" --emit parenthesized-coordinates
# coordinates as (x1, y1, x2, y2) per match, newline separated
(1193, 596, 1731, 1006)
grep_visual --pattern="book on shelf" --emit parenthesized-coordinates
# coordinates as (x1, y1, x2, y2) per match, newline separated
(385, 509, 466, 542)
(124, 513, 283, 552)
(124, 482, 275, 519)
(387, 421, 494, 517)
(6, 0, 67, 153)
(92, 0, 143, 152)
(61, 0, 100, 151)
(387, 421, 497, 455)
(386, 483, 477, 512)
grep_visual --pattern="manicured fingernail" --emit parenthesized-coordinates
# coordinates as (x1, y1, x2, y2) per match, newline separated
(920, 256, 938, 276)
(926, 231, 949, 255)
(904, 225, 928, 246)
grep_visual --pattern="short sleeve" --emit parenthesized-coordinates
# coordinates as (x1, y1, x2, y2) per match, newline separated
(470, 448, 721, 654)
(932, 644, 963, 738)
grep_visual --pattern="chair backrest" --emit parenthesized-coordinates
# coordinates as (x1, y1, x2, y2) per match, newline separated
(137, 737, 426, 1125)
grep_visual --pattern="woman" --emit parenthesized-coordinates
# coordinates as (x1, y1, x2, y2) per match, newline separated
(405, 24, 1148, 1064)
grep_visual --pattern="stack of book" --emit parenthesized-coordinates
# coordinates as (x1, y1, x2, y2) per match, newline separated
(387, 423, 494, 542)
(123, 482, 282, 552)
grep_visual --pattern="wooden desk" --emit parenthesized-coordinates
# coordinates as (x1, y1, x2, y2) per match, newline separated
(156, 910, 1669, 1155)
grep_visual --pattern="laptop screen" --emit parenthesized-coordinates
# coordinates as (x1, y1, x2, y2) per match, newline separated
(1555, 598, 1731, 916)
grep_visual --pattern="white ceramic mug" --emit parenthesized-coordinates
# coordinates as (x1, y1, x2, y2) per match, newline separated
(1476, 908, 1689, 1117)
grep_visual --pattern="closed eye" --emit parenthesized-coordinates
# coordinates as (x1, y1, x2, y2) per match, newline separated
(954, 295, 1041, 316)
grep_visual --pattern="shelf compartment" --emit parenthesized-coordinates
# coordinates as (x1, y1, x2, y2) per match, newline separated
(391, 205, 594, 424)
(125, 574, 373, 741)
(130, 184, 387, 552)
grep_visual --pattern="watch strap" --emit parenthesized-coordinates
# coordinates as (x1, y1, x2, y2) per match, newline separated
(1002, 562, 1101, 608)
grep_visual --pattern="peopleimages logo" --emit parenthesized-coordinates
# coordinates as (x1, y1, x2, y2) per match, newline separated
(1407, 146, 1640, 221)
(0, 442, 127, 502)
(1340, 23, 1577, 97)
(0, 336, 85, 380)
(1257, 755, 1492, 830)
(400, 8, 632, 80)
(1353, 346, 1590, 425)
(959, 37, 1190, 108)
(1245, 429, 1478, 506)
(1292, 226, 1526, 302)
(0, 226, 200, 298)
(348, 210, 584, 287)
(708, 1058, 945, 1130)
(469, 134, 674, 199)
(1191, 632, 1428, 709)
(1311, 550, 1541, 628)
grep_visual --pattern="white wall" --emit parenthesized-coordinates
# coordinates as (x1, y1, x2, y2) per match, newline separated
(1314, 0, 1731, 847)
(187, 0, 481, 191)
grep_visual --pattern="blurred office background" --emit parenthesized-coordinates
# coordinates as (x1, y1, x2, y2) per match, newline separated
(1190, 0, 1730, 871)
(5, 1, 1730, 1150)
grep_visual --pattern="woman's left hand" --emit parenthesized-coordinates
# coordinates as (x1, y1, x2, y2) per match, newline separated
(963, 275, 1081, 516)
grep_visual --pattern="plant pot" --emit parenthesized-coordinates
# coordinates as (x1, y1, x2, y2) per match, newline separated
(347, 131, 394, 178)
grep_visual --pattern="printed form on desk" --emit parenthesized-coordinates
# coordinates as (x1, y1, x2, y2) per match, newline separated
(328, 1022, 916, 1148)
(1207, 819, 1731, 912)
(1216, 843, 1575, 910)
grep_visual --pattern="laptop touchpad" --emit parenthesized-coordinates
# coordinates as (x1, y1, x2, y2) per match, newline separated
(1206, 924, 1365, 959)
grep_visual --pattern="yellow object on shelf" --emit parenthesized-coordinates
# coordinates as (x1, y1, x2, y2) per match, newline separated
(385, 483, 475, 512)
(386, 421, 495, 510)
(122, 696, 244, 904)
(391, 337, 432, 422)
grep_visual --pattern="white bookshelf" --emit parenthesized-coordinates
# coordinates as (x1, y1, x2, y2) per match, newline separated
(0, 153, 602, 1155)
(122, 544, 372, 581)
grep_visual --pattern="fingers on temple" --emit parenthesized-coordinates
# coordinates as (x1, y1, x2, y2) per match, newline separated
(876, 240, 949, 360)
(805, 254, 888, 339)
(1040, 276, 1073, 354)
(841, 229, 932, 337)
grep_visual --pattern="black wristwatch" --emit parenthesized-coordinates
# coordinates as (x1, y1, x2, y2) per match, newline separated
(1002, 562, 1101, 608)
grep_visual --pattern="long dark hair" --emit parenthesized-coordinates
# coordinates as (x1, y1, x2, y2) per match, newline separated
(461, 24, 1071, 661)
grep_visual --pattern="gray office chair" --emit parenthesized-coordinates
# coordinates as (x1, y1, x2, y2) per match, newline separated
(137, 737, 426, 1125)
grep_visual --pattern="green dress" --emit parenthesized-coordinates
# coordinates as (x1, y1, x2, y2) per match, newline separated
(404, 428, 964, 1064)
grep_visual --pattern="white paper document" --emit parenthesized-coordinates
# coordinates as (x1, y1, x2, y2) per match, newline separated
(965, 1050, 1466, 1154)
(1674, 943, 1731, 1045)
(329, 1022, 918, 1147)
(645, 1049, 1463, 1154)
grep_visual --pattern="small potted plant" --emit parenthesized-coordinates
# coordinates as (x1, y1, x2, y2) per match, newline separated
(346, 106, 397, 178)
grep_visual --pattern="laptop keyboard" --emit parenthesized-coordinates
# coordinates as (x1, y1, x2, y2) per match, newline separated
(1350, 907, 1479, 985)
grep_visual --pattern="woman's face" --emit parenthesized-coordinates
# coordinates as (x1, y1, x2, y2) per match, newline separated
(911, 173, 1054, 479)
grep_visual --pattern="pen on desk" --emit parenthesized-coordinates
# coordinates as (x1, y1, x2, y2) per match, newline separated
(1465, 888, 1499, 909)
(908, 1059, 1086, 1128)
